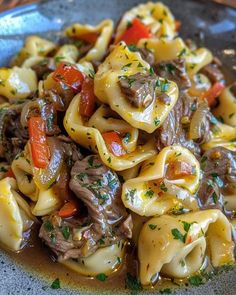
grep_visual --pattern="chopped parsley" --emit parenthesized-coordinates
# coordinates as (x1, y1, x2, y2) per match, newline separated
(154, 117, 160, 126)
(117, 257, 122, 264)
(188, 275, 203, 286)
(160, 182, 168, 192)
(211, 173, 224, 187)
(212, 192, 218, 204)
(46, 114, 54, 131)
(125, 273, 143, 295)
(107, 157, 111, 163)
(156, 78, 170, 92)
(144, 189, 154, 198)
(98, 237, 105, 245)
(96, 273, 107, 282)
(108, 178, 117, 189)
(148, 224, 157, 230)
(51, 278, 60, 289)
(137, 62, 144, 68)
(44, 220, 54, 232)
(178, 48, 187, 58)
(61, 226, 70, 240)
(182, 221, 192, 232)
(54, 56, 64, 63)
(149, 66, 155, 76)
(171, 228, 186, 243)
(128, 45, 138, 52)
(210, 116, 218, 125)
(165, 63, 175, 73)
(125, 189, 137, 204)
(123, 132, 131, 144)
(122, 63, 132, 70)
(0, 166, 7, 173)
(77, 172, 87, 181)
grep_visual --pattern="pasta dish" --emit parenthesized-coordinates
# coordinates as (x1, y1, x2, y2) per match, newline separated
(0, 1, 235, 292)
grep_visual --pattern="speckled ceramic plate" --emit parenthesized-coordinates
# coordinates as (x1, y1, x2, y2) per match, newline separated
(0, 0, 236, 294)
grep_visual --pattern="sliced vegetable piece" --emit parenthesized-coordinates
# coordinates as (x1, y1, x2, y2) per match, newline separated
(52, 62, 84, 92)
(59, 200, 79, 218)
(102, 131, 126, 157)
(28, 117, 50, 169)
(203, 82, 225, 107)
(118, 18, 151, 45)
(79, 78, 96, 117)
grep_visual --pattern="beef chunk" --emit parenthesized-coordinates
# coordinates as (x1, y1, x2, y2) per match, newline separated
(31, 58, 56, 80)
(197, 147, 236, 212)
(200, 62, 224, 84)
(154, 58, 191, 90)
(0, 104, 28, 162)
(156, 92, 211, 156)
(40, 155, 132, 260)
(138, 48, 155, 66)
(119, 73, 157, 108)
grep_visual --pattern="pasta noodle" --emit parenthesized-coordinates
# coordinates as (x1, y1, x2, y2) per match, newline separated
(122, 146, 200, 216)
(94, 42, 179, 133)
(0, 177, 34, 251)
(64, 93, 157, 171)
(138, 209, 235, 285)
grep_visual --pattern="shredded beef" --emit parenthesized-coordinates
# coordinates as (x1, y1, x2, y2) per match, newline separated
(0, 104, 28, 162)
(40, 155, 132, 260)
(156, 92, 211, 156)
(154, 58, 191, 90)
(197, 147, 236, 213)
(138, 48, 155, 66)
(31, 58, 56, 80)
(200, 62, 224, 84)
(119, 73, 157, 108)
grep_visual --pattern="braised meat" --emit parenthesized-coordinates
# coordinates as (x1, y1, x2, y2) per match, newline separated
(138, 48, 155, 66)
(197, 147, 236, 212)
(200, 62, 224, 84)
(119, 73, 157, 108)
(31, 58, 56, 80)
(0, 104, 28, 162)
(156, 92, 211, 156)
(154, 58, 191, 90)
(40, 155, 132, 260)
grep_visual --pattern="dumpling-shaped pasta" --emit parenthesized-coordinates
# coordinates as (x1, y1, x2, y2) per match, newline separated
(122, 146, 200, 216)
(61, 240, 125, 276)
(31, 187, 62, 216)
(64, 95, 156, 171)
(214, 84, 236, 127)
(0, 177, 34, 251)
(138, 209, 234, 285)
(94, 42, 179, 133)
(54, 45, 79, 64)
(0, 67, 37, 101)
(11, 36, 56, 66)
(138, 37, 213, 77)
(114, 2, 176, 43)
(65, 20, 113, 63)
(11, 149, 37, 201)
(202, 121, 236, 152)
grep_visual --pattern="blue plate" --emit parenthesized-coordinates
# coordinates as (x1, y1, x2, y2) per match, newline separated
(0, 0, 235, 294)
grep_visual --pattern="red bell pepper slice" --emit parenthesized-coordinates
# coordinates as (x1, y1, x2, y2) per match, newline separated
(59, 200, 79, 218)
(52, 62, 84, 92)
(79, 78, 96, 117)
(102, 132, 126, 157)
(203, 82, 225, 107)
(119, 18, 152, 45)
(28, 117, 50, 169)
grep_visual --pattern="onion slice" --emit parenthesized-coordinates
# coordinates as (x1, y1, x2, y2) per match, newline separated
(189, 102, 209, 140)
